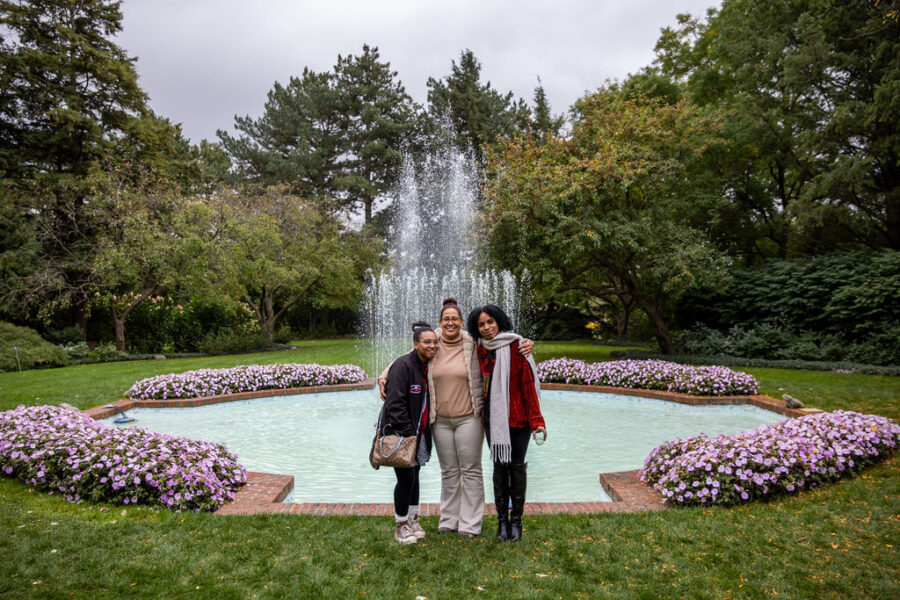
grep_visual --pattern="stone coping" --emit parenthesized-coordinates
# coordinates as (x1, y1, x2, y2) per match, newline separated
(540, 383, 821, 418)
(84, 378, 820, 516)
(83, 379, 376, 420)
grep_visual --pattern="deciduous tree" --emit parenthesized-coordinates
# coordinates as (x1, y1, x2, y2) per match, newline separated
(483, 92, 729, 353)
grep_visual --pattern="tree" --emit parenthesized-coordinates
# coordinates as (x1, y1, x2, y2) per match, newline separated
(528, 78, 564, 143)
(654, 0, 900, 257)
(217, 68, 342, 197)
(426, 49, 530, 162)
(0, 0, 199, 330)
(333, 45, 418, 222)
(218, 45, 417, 221)
(209, 186, 380, 343)
(91, 192, 207, 351)
(483, 92, 729, 353)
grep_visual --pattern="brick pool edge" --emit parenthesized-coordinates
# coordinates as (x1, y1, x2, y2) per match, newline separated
(84, 379, 820, 516)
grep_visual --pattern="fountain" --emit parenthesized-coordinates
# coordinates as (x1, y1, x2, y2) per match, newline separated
(362, 140, 525, 372)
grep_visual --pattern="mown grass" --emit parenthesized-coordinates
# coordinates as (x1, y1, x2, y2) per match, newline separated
(1, 338, 898, 598)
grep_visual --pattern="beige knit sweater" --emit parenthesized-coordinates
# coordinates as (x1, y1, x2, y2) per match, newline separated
(378, 329, 484, 424)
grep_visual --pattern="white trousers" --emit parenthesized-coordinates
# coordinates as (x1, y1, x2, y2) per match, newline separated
(432, 414, 485, 535)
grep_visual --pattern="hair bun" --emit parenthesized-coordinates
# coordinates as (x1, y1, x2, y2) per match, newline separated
(442, 297, 459, 307)
(411, 320, 431, 331)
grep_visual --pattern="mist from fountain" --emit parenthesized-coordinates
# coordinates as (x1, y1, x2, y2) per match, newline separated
(362, 141, 524, 373)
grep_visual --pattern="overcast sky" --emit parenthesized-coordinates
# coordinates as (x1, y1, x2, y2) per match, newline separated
(115, 0, 718, 144)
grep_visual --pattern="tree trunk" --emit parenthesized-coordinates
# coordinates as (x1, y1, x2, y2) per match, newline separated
(112, 310, 126, 352)
(363, 194, 373, 223)
(262, 287, 276, 344)
(616, 308, 629, 340)
(635, 298, 675, 354)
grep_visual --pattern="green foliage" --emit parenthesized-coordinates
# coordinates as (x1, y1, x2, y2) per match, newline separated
(0, 0, 203, 328)
(483, 91, 730, 352)
(529, 304, 594, 341)
(654, 0, 900, 257)
(219, 45, 417, 221)
(197, 327, 267, 355)
(677, 251, 900, 355)
(426, 49, 530, 162)
(122, 296, 256, 354)
(44, 326, 85, 346)
(0, 321, 68, 372)
(90, 191, 213, 351)
(208, 186, 380, 343)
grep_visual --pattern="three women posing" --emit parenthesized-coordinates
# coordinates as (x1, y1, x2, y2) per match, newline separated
(380, 300, 546, 543)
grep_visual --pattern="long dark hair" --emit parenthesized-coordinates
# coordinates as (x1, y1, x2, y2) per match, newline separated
(466, 305, 513, 340)
(411, 320, 434, 342)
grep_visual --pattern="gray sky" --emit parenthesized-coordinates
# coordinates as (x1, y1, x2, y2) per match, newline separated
(115, 0, 718, 144)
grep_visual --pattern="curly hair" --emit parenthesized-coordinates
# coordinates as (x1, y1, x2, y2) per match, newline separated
(465, 305, 513, 340)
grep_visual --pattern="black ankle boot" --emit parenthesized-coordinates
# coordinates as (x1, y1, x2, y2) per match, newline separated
(508, 463, 527, 542)
(493, 462, 510, 542)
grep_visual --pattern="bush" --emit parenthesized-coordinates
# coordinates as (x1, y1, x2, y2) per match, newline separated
(126, 363, 368, 400)
(44, 325, 85, 346)
(62, 342, 123, 363)
(529, 304, 594, 341)
(0, 405, 247, 511)
(675, 250, 900, 343)
(272, 325, 295, 345)
(123, 296, 259, 353)
(672, 322, 900, 366)
(197, 327, 267, 355)
(640, 410, 900, 507)
(0, 322, 69, 372)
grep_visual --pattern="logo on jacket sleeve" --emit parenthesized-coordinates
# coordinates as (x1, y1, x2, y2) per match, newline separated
(409, 384, 422, 393)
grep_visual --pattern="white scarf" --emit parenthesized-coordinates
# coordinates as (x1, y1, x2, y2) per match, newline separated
(480, 332, 541, 463)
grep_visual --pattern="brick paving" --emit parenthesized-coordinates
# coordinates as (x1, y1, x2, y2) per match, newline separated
(85, 379, 817, 517)
(215, 471, 659, 516)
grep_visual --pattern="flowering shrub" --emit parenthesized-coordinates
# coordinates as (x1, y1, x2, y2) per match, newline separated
(0, 405, 246, 511)
(640, 410, 900, 507)
(126, 363, 367, 400)
(537, 358, 759, 396)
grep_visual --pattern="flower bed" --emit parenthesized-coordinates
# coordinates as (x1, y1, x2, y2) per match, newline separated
(537, 358, 759, 396)
(126, 363, 367, 400)
(640, 410, 900, 507)
(0, 405, 246, 511)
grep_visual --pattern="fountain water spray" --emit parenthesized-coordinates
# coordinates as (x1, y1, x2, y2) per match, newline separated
(362, 141, 525, 372)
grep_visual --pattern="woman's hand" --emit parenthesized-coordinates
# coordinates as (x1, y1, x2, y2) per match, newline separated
(378, 377, 387, 401)
(533, 425, 547, 442)
(519, 338, 534, 355)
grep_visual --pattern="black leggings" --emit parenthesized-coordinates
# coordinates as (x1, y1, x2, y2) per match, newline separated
(485, 426, 531, 465)
(393, 465, 421, 517)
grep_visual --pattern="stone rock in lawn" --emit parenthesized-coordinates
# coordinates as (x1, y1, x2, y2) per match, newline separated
(783, 394, 805, 409)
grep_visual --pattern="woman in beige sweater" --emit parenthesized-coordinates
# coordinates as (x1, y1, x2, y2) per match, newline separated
(379, 297, 532, 538)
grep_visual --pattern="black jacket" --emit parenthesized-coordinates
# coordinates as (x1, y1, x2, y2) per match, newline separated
(383, 350, 432, 455)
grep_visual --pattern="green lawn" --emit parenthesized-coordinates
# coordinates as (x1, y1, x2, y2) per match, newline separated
(1, 339, 898, 599)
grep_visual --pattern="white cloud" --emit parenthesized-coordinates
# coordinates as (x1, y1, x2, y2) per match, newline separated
(116, 0, 718, 142)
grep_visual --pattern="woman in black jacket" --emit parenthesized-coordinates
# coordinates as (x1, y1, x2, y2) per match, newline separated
(383, 321, 438, 544)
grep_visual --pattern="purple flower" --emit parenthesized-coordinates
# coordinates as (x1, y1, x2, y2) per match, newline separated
(639, 410, 899, 508)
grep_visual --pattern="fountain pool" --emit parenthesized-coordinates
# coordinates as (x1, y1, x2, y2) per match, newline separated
(101, 389, 785, 503)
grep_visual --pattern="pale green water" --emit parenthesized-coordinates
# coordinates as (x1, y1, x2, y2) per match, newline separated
(102, 389, 785, 502)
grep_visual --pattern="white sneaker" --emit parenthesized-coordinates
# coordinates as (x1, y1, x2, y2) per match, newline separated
(394, 521, 418, 544)
(409, 515, 426, 540)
